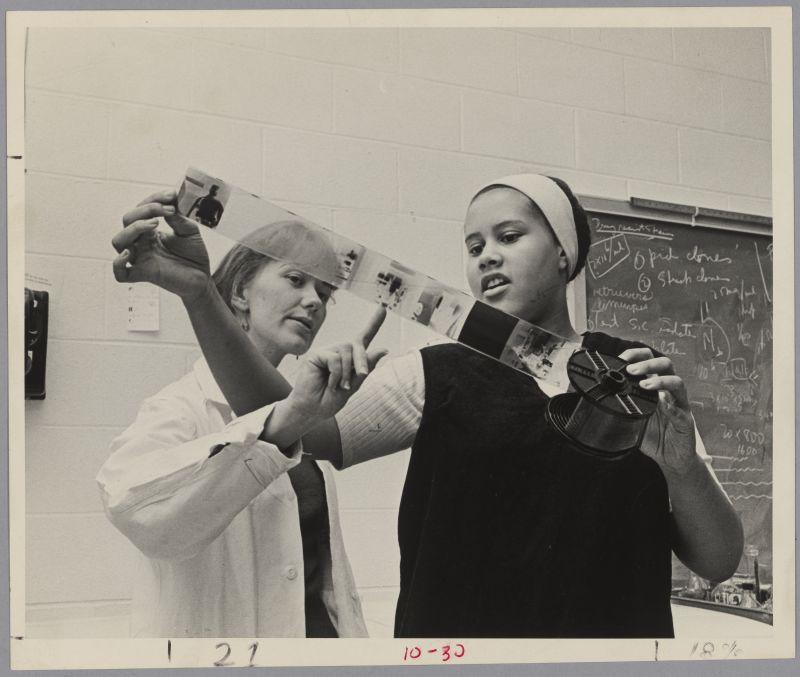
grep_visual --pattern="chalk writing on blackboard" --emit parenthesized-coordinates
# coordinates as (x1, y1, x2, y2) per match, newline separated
(587, 234, 630, 279)
(594, 219, 674, 241)
(584, 212, 773, 576)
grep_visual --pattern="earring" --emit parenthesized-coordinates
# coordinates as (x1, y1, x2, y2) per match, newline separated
(240, 315, 250, 332)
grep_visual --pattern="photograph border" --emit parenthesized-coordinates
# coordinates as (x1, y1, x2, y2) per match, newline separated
(4, 1, 797, 673)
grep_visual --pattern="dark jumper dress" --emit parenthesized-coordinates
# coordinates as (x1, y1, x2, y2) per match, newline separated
(394, 332, 674, 638)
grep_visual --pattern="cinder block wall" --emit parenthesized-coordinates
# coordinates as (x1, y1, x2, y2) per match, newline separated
(24, 26, 771, 637)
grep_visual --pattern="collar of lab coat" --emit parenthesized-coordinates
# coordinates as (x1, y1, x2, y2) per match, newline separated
(192, 358, 230, 408)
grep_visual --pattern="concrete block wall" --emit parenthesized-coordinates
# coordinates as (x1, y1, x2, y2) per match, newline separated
(24, 26, 771, 638)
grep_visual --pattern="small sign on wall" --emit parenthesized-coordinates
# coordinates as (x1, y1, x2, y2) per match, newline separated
(127, 284, 160, 332)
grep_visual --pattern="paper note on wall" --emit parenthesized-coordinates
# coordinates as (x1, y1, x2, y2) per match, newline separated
(127, 284, 160, 332)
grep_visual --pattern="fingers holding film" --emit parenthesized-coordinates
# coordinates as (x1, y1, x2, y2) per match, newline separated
(135, 189, 177, 209)
(129, 189, 201, 237)
(625, 355, 675, 377)
(639, 373, 680, 389)
(164, 211, 202, 237)
(112, 219, 158, 253)
(619, 347, 688, 408)
(111, 248, 150, 283)
(122, 202, 176, 227)
(618, 347, 654, 365)
(112, 250, 132, 282)
(639, 374, 690, 409)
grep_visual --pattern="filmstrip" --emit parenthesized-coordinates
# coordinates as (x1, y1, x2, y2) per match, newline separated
(177, 167, 579, 391)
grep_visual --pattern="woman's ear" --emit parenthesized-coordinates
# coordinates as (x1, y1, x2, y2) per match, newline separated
(230, 274, 250, 313)
(557, 246, 569, 272)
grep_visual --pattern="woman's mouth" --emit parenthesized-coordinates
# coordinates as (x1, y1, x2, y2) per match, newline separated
(481, 274, 511, 299)
(287, 316, 313, 333)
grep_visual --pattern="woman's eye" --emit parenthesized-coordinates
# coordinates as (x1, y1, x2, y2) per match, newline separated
(467, 243, 483, 256)
(286, 273, 304, 286)
(315, 285, 335, 305)
(500, 232, 521, 244)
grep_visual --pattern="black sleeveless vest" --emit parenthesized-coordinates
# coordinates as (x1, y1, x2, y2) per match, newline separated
(394, 332, 674, 638)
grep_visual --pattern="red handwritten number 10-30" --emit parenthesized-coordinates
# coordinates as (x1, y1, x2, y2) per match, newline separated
(403, 644, 466, 662)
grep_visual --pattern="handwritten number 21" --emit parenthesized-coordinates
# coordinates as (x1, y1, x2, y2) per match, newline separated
(214, 642, 259, 667)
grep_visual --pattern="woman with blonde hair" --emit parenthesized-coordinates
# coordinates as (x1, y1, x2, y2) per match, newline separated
(100, 201, 386, 638)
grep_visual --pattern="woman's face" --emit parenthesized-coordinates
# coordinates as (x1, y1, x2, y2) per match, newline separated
(464, 187, 567, 324)
(242, 259, 333, 359)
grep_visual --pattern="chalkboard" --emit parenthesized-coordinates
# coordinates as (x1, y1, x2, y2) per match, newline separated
(583, 211, 773, 577)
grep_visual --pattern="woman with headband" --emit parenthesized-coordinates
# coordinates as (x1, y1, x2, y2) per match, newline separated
(110, 175, 743, 638)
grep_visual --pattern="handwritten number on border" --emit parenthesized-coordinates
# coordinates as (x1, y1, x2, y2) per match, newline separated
(214, 643, 233, 667)
(690, 641, 743, 659)
(247, 643, 259, 667)
(210, 642, 260, 667)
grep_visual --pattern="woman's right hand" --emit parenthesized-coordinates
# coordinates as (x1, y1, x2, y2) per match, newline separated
(111, 189, 212, 303)
(287, 306, 389, 421)
(260, 307, 389, 450)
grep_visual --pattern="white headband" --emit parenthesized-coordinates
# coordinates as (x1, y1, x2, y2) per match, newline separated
(473, 174, 579, 279)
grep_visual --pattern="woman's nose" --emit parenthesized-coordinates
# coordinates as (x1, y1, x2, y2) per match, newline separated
(301, 284, 324, 310)
(478, 245, 502, 270)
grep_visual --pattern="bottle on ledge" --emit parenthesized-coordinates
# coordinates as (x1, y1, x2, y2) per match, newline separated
(735, 544, 761, 609)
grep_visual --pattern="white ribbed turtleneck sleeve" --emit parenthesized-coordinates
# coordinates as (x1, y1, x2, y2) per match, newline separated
(335, 350, 425, 469)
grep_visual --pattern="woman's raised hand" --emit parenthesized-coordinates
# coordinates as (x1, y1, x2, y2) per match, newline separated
(287, 306, 389, 421)
(620, 347, 698, 476)
(112, 190, 212, 303)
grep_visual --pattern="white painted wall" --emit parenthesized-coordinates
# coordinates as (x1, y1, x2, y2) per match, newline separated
(24, 26, 771, 638)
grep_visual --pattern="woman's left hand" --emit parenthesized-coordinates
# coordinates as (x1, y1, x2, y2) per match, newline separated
(620, 347, 698, 476)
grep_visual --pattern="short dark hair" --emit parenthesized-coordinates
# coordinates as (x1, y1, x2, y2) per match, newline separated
(545, 176, 590, 282)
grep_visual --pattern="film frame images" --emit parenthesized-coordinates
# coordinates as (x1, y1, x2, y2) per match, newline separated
(178, 168, 580, 389)
(176, 168, 233, 229)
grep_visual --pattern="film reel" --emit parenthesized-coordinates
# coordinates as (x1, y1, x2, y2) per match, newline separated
(546, 350, 659, 460)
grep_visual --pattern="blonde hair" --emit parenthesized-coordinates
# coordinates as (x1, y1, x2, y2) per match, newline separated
(212, 220, 338, 313)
